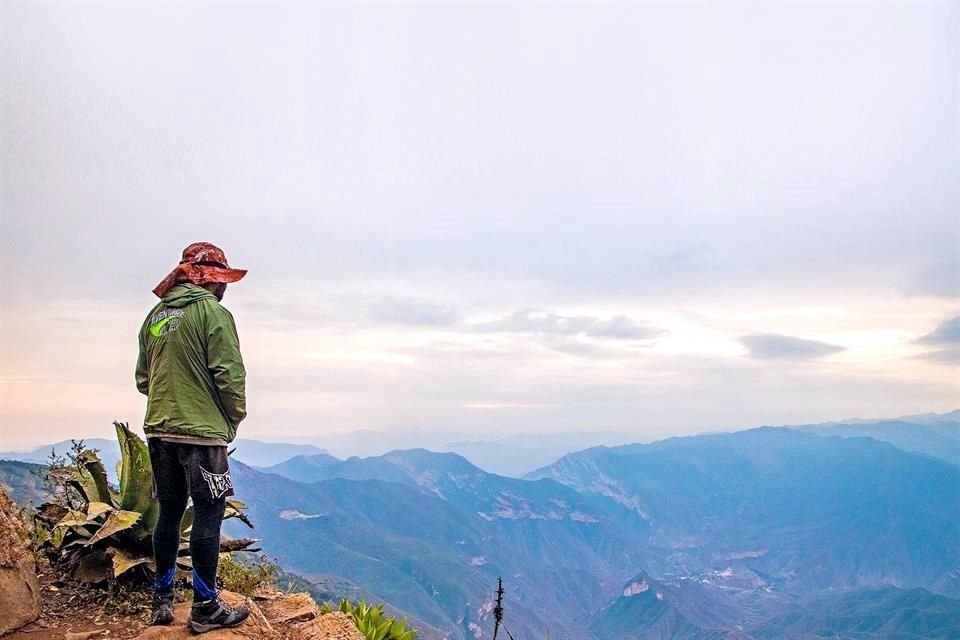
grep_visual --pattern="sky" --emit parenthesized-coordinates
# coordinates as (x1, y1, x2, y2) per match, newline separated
(0, 1, 958, 450)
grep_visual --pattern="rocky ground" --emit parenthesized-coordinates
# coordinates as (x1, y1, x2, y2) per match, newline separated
(3, 564, 150, 639)
(0, 484, 364, 640)
(0, 485, 42, 636)
(5, 578, 365, 640)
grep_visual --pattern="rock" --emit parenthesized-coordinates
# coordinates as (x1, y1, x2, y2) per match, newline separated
(291, 612, 365, 640)
(258, 592, 317, 624)
(65, 631, 107, 640)
(0, 485, 41, 634)
(134, 592, 275, 639)
(131, 590, 365, 640)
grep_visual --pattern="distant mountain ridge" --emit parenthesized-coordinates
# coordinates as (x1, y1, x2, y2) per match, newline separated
(527, 428, 960, 598)
(5, 409, 956, 476)
(0, 438, 331, 471)
(592, 576, 960, 640)
(793, 419, 960, 465)
(749, 586, 960, 639)
(239, 428, 960, 638)
(227, 456, 624, 640)
(4, 411, 960, 639)
(0, 459, 48, 506)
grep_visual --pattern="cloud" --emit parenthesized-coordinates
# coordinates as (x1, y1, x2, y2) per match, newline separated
(589, 316, 666, 340)
(915, 347, 960, 365)
(236, 293, 461, 331)
(537, 336, 620, 359)
(740, 333, 845, 360)
(463, 402, 555, 410)
(916, 315, 960, 346)
(366, 297, 460, 327)
(1, 2, 957, 444)
(908, 259, 960, 299)
(472, 309, 665, 341)
(914, 315, 960, 365)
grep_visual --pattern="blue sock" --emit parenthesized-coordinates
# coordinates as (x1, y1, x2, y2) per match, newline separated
(192, 569, 217, 602)
(155, 567, 175, 596)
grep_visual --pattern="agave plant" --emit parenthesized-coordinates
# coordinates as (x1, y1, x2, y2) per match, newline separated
(319, 599, 417, 640)
(34, 421, 256, 583)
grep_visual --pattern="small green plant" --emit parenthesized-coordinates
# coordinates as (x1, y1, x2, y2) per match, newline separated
(218, 553, 278, 596)
(33, 421, 256, 584)
(319, 599, 416, 640)
(31, 439, 87, 509)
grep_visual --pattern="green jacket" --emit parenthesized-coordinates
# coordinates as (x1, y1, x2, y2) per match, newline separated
(136, 284, 246, 443)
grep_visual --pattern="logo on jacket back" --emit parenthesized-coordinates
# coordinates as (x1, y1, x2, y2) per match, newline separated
(149, 309, 186, 337)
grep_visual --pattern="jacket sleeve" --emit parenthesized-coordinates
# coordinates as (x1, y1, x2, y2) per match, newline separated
(206, 305, 247, 430)
(135, 327, 150, 395)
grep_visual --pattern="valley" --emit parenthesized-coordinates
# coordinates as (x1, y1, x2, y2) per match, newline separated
(3, 415, 959, 639)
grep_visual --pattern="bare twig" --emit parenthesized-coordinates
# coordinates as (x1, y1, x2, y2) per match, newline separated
(492, 577, 504, 640)
(219, 538, 260, 553)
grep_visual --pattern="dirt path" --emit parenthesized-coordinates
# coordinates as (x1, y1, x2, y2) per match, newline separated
(6, 568, 150, 640)
(6, 571, 363, 640)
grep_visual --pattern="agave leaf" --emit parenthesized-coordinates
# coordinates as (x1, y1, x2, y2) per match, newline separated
(224, 500, 254, 529)
(73, 548, 111, 583)
(355, 619, 369, 637)
(37, 503, 69, 525)
(50, 526, 65, 550)
(32, 523, 51, 548)
(109, 546, 152, 576)
(374, 619, 392, 640)
(339, 599, 350, 614)
(86, 501, 113, 520)
(181, 504, 195, 534)
(219, 538, 259, 553)
(63, 537, 92, 549)
(391, 619, 410, 637)
(56, 509, 90, 528)
(85, 509, 141, 546)
(115, 421, 159, 534)
(70, 449, 114, 506)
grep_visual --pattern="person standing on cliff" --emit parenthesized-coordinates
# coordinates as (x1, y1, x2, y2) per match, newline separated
(136, 242, 250, 632)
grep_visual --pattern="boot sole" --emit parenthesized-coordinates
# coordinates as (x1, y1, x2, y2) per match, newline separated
(189, 614, 249, 634)
(151, 609, 175, 626)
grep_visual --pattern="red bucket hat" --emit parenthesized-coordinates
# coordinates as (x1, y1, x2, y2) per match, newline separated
(153, 242, 248, 298)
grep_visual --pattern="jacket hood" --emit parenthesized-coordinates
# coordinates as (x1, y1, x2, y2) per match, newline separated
(161, 283, 218, 308)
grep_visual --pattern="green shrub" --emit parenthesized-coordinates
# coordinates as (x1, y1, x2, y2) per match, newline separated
(218, 553, 278, 596)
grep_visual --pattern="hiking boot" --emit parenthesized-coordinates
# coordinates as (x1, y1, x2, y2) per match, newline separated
(151, 593, 175, 626)
(188, 598, 249, 634)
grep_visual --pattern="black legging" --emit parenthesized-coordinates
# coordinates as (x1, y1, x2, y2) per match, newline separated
(153, 495, 225, 601)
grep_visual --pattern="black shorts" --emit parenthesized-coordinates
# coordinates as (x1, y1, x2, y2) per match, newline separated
(147, 438, 235, 501)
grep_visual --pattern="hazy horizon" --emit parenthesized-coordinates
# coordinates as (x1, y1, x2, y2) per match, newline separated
(2, 1, 958, 449)
(2, 408, 957, 456)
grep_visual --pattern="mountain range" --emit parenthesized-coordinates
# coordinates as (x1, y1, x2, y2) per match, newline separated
(243, 422, 960, 638)
(793, 418, 960, 465)
(0, 437, 331, 475)
(2, 413, 959, 639)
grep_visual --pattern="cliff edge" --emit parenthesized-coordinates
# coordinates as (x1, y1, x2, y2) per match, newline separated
(0, 484, 42, 634)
